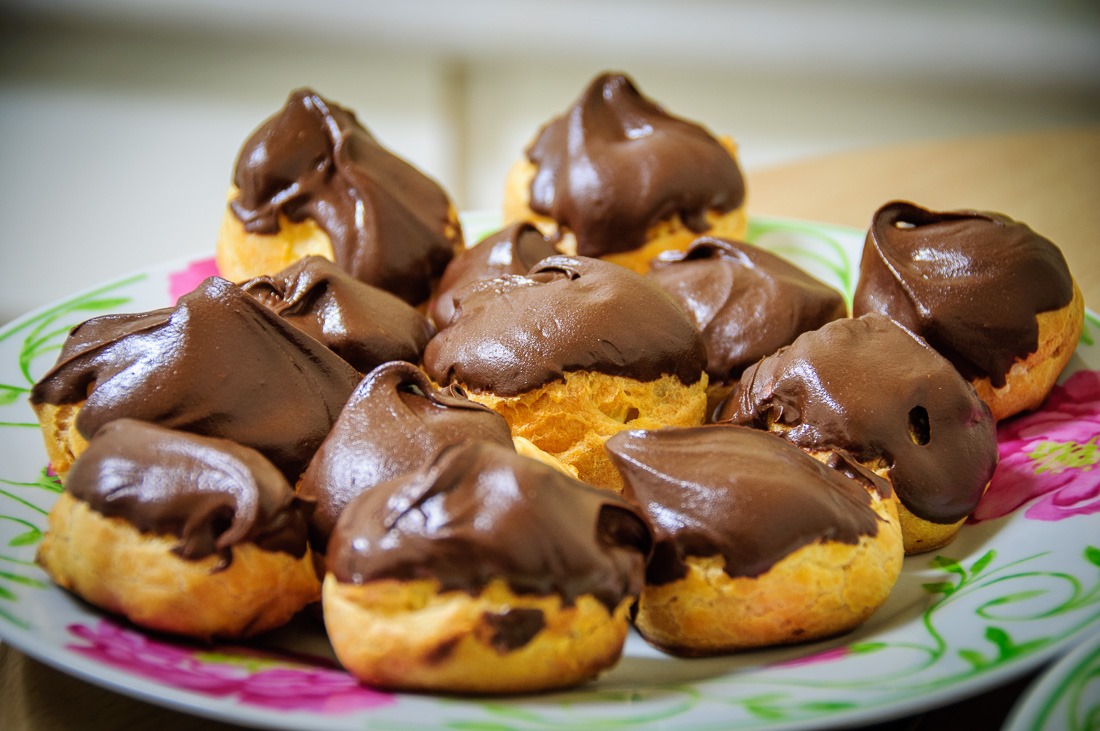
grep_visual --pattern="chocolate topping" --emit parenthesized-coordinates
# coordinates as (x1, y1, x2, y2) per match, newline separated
(422, 255, 706, 396)
(853, 201, 1075, 387)
(327, 441, 651, 610)
(606, 425, 887, 584)
(66, 419, 311, 564)
(716, 314, 998, 524)
(428, 223, 559, 329)
(649, 237, 847, 383)
(526, 73, 745, 257)
(30, 277, 360, 480)
(241, 255, 435, 373)
(230, 88, 459, 305)
(298, 361, 514, 546)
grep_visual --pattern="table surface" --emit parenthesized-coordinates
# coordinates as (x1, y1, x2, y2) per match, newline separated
(2, 126, 1098, 731)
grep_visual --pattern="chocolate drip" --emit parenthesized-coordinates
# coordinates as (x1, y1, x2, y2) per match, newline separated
(716, 314, 997, 524)
(422, 255, 706, 396)
(606, 425, 885, 584)
(649, 237, 846, 383)
(854, 201, 1074, 386)
(30, 277, 360, 480)
(241, 255, 434, 373)
(526, 73, 745, 257)
(327, 441, 651, 610)
(66, 419, 311, 564)
(230, 88, 458, 305)
(428, 223, 559, 329)
(299, 361, 514, 547)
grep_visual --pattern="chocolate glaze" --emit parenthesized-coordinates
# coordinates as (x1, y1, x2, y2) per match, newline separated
(480, 608, 547, 654)
(428, 223, 559, 329)
(853, 201, 1075, 387)
(649, 237, 847, 383)
(327, 441, 652, 611)
(422, 255, 706, 396)
(298, 361, 514, 547)
(606, 425, 888, 584)
(230, 88, 459, 305)
(241, 255, 435, 373)
(526, 72, 745, 257)
(66, 419, 311, 565)
(716, 314, 998, 524)
(30, 277, 360, 480)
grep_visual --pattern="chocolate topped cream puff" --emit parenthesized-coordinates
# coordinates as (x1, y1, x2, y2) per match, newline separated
(37, 419, 320, 640)
(298, 361, 514, 549)
(648, 236, 846, 410)
(853, 201, 1084, 420)
(241, 255, 435, 373)
(30, 276, 360, 481)
(217, 88, 463, 305)
(322, 441, 651, 693)
(503, 72, 747, 273)
(716, 313, 998, 553)
(427, 222, 559, 330)
(606, 425, 902, 655)
(422, 255, 708, 489)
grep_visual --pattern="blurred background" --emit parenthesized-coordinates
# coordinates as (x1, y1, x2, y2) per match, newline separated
(1, 0, 1098, 325)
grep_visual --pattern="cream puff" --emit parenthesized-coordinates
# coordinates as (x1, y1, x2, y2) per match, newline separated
(217, 88, 463, 305)
(322, 441, 651, 693)
(853, 201, 1084, 421)
(503, 72, 747, 274)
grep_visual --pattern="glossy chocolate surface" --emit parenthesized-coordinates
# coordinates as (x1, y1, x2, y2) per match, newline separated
(428, 223, 559, 329)
(422, 255, 706, 396)
(67, 419, 311, 563)
(649, 237, 847, 383)
(230, 88, 458, 305)
(30, 277, 360, 480)
(298, 361, 514, 546)
(526, 73, 744, 257)
(853, 201, 1074, 387)
(242, 256, 434, 373)
(327, 441, 651, 610)
(606, 425, 886, 584)
(716, 314, 997, 524)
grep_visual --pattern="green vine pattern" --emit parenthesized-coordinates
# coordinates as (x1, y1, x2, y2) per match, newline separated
(1029, 639, 1100, 731)
(0, 275, 142, 627)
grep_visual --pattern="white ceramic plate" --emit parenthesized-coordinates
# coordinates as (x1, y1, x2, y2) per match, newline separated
(1003, 627, 1100, 731)
(1, 215, 1098, 730)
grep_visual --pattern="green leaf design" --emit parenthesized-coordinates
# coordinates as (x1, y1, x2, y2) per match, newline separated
(8, 529, 42, 547)
(799, 701, 858, 712)
(1085, 546, 1100, 568)
(970, 550, 996, 577)
(958, 648, 990, 671)
(922, 581, 956, 597)
(0, 570, 47, 588)
(849, 642, 887, 654)
(0, 385, 30, 407)
(446, 723, 519, 731)
(932, 555, 967, 578)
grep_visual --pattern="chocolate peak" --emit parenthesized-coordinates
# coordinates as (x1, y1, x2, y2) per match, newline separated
(298, 361, 514, 547)
(230, 88, 459, 305)
(853, 200, 1074, 386)
(526, 72, 745, 257)
(30, 276, 360, 480)
(326, 441, 651, 610)
(422, 255, 706, 396)
(241, 255, 435, 373)
(66, 419, 311, 564)
(649, 237, 847, 383)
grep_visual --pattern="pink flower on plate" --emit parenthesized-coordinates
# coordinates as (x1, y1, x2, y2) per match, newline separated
(167, 257, 219, 303)
(972, 369, 1100, 523)
(66, 619, 394, 713)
